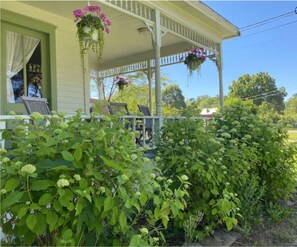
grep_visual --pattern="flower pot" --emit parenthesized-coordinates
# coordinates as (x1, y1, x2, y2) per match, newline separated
(82, 26, 99, 42)
(188, 60, 202, 72)
(118, 84, 125, 91)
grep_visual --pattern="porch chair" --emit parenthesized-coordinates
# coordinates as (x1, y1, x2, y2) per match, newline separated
(137, 105, 153, 143)
(108, 102, 129, 115)
(108, 102, 131, 129)
(21, 96, 51, 115)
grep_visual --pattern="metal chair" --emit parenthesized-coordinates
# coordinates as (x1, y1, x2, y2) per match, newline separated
(21, 96, 51, 115)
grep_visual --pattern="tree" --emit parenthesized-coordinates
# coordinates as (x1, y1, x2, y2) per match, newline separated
(195, 95, 219, 109)
(284, 94, 297, 126)
(228, 72, 287, 112)
(111, 84, 155, 114)
(162, 84, 186, 110)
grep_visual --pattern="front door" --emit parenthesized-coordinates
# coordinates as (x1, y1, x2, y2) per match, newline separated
(1, 22, 50, 114)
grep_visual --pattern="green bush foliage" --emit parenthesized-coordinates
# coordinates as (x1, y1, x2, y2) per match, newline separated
(215, 99, 297, 201)
(157, 99, 297, 239)
(0, 112, 189, 246)
(156, 118, 240, 239)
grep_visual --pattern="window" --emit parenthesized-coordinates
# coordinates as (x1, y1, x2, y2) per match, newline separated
(6, 31, 42, 103)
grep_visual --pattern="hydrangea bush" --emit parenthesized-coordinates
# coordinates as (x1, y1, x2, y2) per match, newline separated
(0, 112, 189, 246)
(157, 100, 297, 240)
(156, 118, 240, 239)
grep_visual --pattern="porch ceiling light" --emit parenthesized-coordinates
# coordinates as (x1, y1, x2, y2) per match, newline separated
(137, 27, 150, 34)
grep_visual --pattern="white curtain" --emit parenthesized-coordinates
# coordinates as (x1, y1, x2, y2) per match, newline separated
(6, 31, 40, 103)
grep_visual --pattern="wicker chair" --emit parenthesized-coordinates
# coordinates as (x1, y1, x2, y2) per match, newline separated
(21, 96, 51, 115)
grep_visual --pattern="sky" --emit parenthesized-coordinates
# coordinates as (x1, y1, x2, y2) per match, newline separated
(161, 1, 297, 101)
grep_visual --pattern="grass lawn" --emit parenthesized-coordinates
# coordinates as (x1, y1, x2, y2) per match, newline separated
(288, 132, 297, 142)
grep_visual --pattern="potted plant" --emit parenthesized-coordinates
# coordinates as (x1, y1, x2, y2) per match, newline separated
(115, 76, 131, 91)
(183, 48, 207, 76)
(73, 5, 112, 62)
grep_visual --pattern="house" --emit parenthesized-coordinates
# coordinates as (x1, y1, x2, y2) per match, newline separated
(0, 1, 239, 116)
(201, 108, 217, 118)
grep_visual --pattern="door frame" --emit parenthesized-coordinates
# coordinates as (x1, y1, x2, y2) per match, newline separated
(0, 9, 57, 114)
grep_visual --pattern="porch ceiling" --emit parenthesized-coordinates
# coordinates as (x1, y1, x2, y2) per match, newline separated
(21, 1, 239, 72)
(21, 1, 187, 69)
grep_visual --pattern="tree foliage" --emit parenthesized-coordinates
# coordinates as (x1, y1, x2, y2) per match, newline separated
(194, 95, 219, 109)
(284, 94, 297, 126)
(162, 84, 186, 110)
(228, 72, 287, 112)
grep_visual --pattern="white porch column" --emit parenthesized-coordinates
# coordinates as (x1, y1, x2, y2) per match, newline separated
(153, 9, 162, 116)
(146, 60, 153, 114)
(97, 78, 104, 100)
(218, 43, 224, 107)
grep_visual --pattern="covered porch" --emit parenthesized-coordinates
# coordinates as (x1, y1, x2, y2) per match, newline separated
(0, 0, 239, 117)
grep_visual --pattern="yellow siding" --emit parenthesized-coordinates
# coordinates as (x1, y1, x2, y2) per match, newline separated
(1, 1, 89, 114)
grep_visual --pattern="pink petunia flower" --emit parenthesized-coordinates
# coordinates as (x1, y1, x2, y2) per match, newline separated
(73, 9, 85, 18)
(84, 5, 101, 12)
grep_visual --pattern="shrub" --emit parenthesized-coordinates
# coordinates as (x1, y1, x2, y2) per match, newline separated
(214, 99, 297, 201)
(157, 118, 240, 239)
(213, 99, 297, 227)
(0, 112, 188, 246)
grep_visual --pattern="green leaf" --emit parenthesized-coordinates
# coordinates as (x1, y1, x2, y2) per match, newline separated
(61, 151, 74, 162)
(212, 208, 218, 215)
(33, 214, 46, 235)
(111, 207, 119, 225)
(209, 199, 216, 206)
(94, 197, 104, 212)
(211, 187, 219, 195)
(225, 217, 233, 231)
(79, 179, 88, 189)
(85, 193, 92, 203)
(31, 180, 55, 191)
(154, 196, 161, 205)
(129, 235, 142, 247)
(93, 172, 104, 181)
(26, 214, 38, 232)
(17, 206, 28, 219)
(46, 210, 58, 227)
(2, 191, 23, 209)
(53, 200, 62, 212)
(75, 198, 85, 216)
(203, 190, 210, 199)
(38, 193, 53, 205)
(133, 202, 141, 213)
(4, 178, 19, 192)
(62, 228, 73, 239)
(101, 156, 125, 172)
(140, 193, 147, 206)
(119, 211, 127, 233)
(74, 147, 82, 161)
(162, 216, 169, 228)
(104, 197, 114, 212)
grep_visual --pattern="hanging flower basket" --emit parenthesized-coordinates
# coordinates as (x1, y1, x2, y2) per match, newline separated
(115, 76, 131, 91)
(73, 5, 112, 63)
(183, 48, 207, 76)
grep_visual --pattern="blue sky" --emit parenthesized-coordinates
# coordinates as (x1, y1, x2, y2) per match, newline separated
(162, 1, 297, 100)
